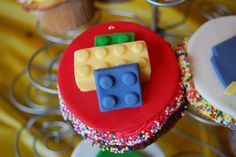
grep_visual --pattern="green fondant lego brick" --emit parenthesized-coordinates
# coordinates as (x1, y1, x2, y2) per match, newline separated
(94, 32, 135, 46)
(96, 150, 143, 157)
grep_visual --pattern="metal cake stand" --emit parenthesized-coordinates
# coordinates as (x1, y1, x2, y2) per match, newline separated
(9, 0, 234, 156)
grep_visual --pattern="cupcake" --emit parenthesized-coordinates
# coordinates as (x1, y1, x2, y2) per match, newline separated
(58, 21, 186, 153)
(17, 0, 95, 35)
(176, 16, 236, 130)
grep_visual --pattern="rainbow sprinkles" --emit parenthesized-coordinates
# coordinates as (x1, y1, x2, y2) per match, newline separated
(176, 39, 236, 130)
(59, 84, 186, 153)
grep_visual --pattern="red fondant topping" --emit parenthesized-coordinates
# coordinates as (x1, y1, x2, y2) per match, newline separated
(58, 21, 179, 132)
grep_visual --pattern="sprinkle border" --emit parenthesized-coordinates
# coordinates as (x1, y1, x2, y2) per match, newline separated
(58, 84, 185, 153)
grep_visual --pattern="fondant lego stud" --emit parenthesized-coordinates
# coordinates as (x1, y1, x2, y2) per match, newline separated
(94, 32, 135, 46)
(94, 63, 142, 112)
(74, 41, 151, 91)
(211, 35, 236, 95)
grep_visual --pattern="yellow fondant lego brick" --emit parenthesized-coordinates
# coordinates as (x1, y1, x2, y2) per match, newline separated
(225, 81, 236, 96)
(74, 40, 151, 91)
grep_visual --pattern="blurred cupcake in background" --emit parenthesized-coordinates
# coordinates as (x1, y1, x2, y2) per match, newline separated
(17, 0, 95, 35)
(176, 16, 236, 130)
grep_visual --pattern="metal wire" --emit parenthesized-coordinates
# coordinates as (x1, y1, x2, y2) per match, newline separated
(186, 110, 219, 126)
(13, 2, 234, 156)
(36, 21, 72, 44)
(162, 0, 193, 30)
(198, 1, 234, 20)
(145, 0, 191, 42)
(98, 8, 148, 27)
(36, 7, 148, 43)
(14, 123, 26, 157)
(36, 8, 101, 44)
(171, 127, 227, 157)
(145, 0, 188, 7)
(24, 83, 57, 109)
(15, 114, 76, 157)
(171, 151, 206, 157)
(9, 69, 60, 114)
(26, 42, 66, 94)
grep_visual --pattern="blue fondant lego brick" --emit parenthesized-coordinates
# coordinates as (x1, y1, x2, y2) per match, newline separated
(94, 63, 142, 112)
(211, 35, 236, 88)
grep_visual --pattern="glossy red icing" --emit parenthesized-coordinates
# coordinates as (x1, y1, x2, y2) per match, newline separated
(58, 21, 180, 132)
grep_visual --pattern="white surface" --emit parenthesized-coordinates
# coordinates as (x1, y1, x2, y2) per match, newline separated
(71, 140, 165, 157)
(71, 140, 99, 157)
(188, 16, 236, 118)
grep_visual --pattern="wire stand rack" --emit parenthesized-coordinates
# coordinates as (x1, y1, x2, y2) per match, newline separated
(9, 5, 150, 156)
(9, 0, 235, 156)
(9, 43, 76, 157)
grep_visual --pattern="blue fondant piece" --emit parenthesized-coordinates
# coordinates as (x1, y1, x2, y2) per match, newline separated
(102, 95, 117, 109)
(211, 35, 236, 88)
(99, 75, 114, 89)
(124, 92, 139, 105)
(122, 72, 137, 86)
(94, 63, 142, 112)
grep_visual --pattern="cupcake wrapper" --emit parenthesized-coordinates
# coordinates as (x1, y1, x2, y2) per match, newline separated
(34, 0, 95, 35)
